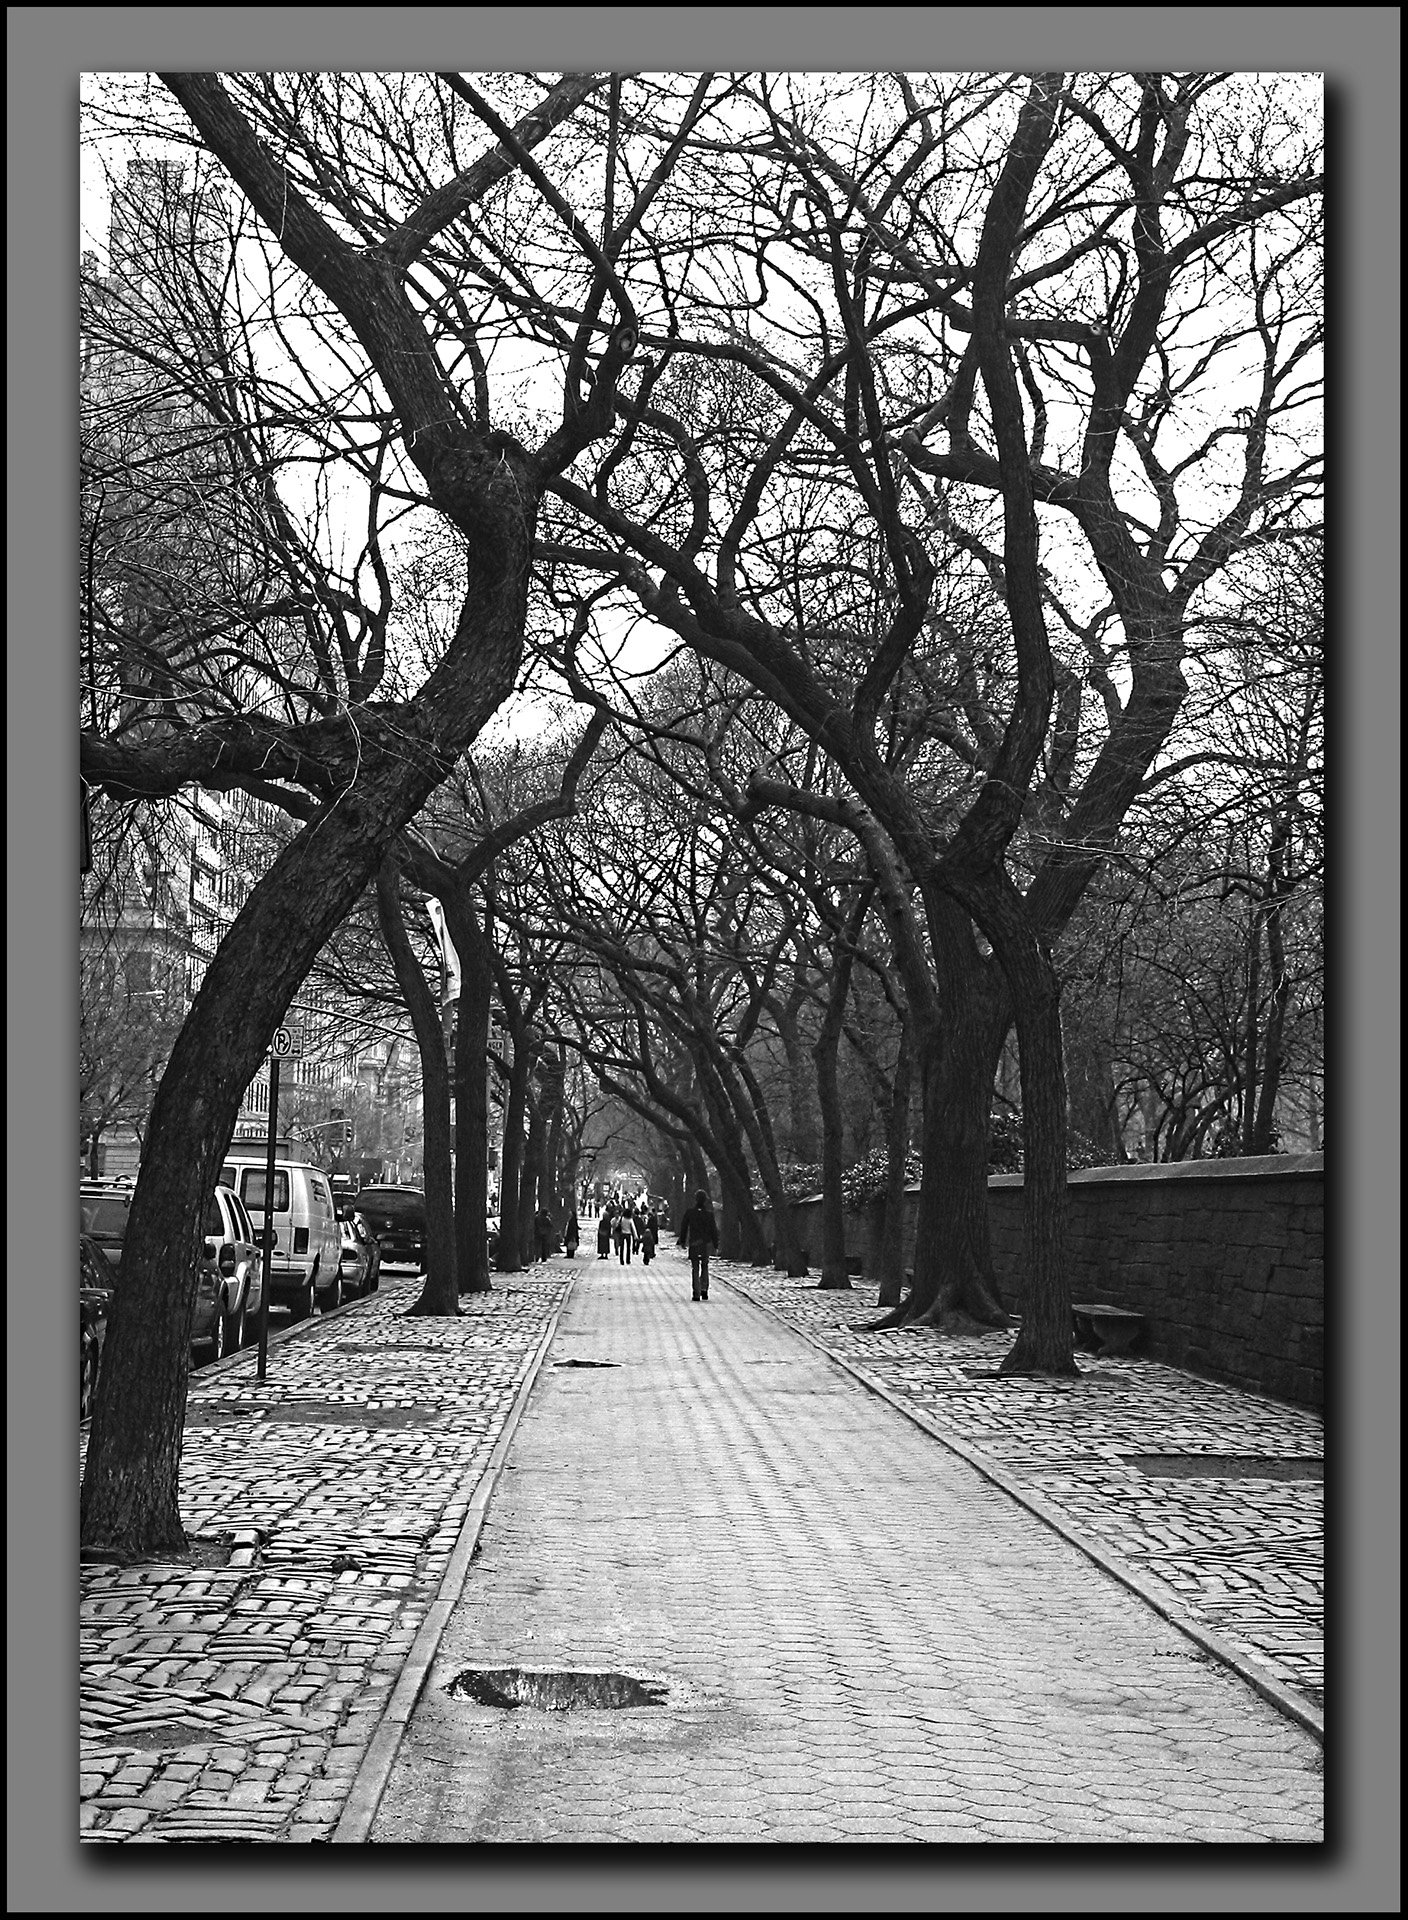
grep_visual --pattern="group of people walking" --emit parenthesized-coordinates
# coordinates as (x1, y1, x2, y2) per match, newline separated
(528, 1190, 721, 1305)
(595, 1198, 659, 1266)
(557, 1189, 721, 1302)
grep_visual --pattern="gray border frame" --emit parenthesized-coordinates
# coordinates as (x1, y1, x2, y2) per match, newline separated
(10, 10, 1398, 1911)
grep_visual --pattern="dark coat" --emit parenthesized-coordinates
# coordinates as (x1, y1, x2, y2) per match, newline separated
(677, 1202, 719, 1251)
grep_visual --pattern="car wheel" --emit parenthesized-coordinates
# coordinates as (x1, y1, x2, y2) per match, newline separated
(223, 1298, 246, 1353)
(288, 1275, 314, 1324)
(81, 1337, 99, 1422)
(207, 1310, 227, 1366)
(323, 1271, 343, 1313)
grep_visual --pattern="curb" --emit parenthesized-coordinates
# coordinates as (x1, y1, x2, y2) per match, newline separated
(716, 1268, 1325, 1749)
(330, 1268, 580, 1843)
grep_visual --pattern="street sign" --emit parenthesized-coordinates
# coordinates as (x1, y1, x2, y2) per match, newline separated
(270, 1026, 304, 1060)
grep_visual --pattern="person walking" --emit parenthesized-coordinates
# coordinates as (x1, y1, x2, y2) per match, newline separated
(596, 1206, 613, 1259)
(564, 1211, 580, 1258)
(534, 1205, 553, 1263)
(677, 1190, 719, 1300)
(616, 1208, 637, 1265)
(640, 1205, 658, 1266)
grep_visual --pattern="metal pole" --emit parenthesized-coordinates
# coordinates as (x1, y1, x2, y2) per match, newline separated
(257, 1055, 280, 1383)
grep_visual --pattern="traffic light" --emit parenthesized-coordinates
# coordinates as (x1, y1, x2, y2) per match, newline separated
(344, 1122, 353, 1146)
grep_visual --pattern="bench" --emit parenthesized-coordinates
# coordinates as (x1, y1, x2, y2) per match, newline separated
(1071, 1303, 1146, 1356)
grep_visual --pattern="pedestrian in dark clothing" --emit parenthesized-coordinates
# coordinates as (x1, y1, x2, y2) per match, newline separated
(564, 1212, 580, 1258)
(677, 1191, 719, 1299)
(616, 1209, 637, 1265)
(534, 1206, 552, 1263)
(641, 1207, 658, 1265)
(596, 1208, 612, 1259)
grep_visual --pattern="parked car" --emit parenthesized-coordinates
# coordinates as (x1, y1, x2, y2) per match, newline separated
(80, 1233, 117, 1421)
(82, 1180, 259, 1366)
(193, 1183, 262, 1363)
(218, 1152, 343, 1317)
(356, 1185, 427, 1272)
(337, 1209, 381, 1299)
(79, 1180, 135, 1272)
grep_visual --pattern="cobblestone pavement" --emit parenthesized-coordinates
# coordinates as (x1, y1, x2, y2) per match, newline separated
(713, 1263, 1324, 1716)
(78, 1272, 569, 1844)
(370, 1253, 1323, 1844)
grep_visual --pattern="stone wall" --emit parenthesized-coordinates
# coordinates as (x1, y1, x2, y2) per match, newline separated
(764, 1153, 1324, 1409)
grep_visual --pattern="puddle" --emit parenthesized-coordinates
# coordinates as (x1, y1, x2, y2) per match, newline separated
(443, 1665, 668, 1711)
(186, 1400, 434, 1428)
(102, 1720, 217, 1752)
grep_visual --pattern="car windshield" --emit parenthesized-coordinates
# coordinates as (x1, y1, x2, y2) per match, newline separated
(80, 1196, 130, 1241)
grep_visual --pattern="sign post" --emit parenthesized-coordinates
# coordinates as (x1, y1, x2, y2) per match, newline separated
(256, 1026, 301, 1381)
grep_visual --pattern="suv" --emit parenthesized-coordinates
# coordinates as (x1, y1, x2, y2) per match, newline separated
(79, 1180, 135, 1272)
(356, 1185, 427, 1272)
(218, 1154, 342, 1318)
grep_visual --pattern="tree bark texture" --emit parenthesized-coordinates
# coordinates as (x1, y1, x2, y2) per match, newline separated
(874, 1017, 914, 1308)
(375, 861, 458, 1314)
(813, 922, 861, 1288)
(444, 887, 493, 1292)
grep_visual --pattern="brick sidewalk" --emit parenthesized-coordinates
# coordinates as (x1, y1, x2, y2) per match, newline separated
(713, 1262, 1324, 1719)
(79, 1271, 570, 1843)
(369, 1254, 1322, 1843)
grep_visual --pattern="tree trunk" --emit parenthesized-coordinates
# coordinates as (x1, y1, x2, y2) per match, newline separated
(982, 886, 1076, 1377)
(375, 862, 457, 1314)
(495, 1031, 530, 1272)
(904, 1010, 1011, 1331)
(874, 1018, 914, 1308)
(518, 1090, 545, 1261)
(812, 930, 859, 1288)
(444, 885, 492, 1292)
(777, 989, 819, 1163)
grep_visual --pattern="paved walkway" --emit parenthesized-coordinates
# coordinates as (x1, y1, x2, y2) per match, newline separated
(717, 1263, 1324, 1715)
(78, 1248, 1324, 1844)
(369, 1254, 1322, 1843)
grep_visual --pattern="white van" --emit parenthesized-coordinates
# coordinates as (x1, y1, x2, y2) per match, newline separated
(218, 1150, 343, 1319)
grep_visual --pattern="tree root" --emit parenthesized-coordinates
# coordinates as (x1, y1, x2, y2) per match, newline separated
(849, 1304, 910, 1333)
(997, 1329, 1080, 1377)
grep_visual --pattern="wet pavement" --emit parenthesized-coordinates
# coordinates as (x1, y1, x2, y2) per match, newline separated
(78, 1249, 1324, 1844)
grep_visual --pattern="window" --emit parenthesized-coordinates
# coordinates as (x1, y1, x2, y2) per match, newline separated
(241, 1168, 289, 1213)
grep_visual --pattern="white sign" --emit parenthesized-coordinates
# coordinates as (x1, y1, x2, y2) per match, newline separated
(270, 1026, 303, 1060)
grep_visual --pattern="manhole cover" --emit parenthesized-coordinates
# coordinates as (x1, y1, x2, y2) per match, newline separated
(443, 1666, 668, 1711)
(1125, 1454, 1325, 1481)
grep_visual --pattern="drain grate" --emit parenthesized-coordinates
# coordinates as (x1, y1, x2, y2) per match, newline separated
(444, 1665, 667, 1711)
(1125, 1454, 1324, 1481)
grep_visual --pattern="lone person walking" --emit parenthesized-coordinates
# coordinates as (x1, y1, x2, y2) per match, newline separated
(677, 1190, 719, 1300)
